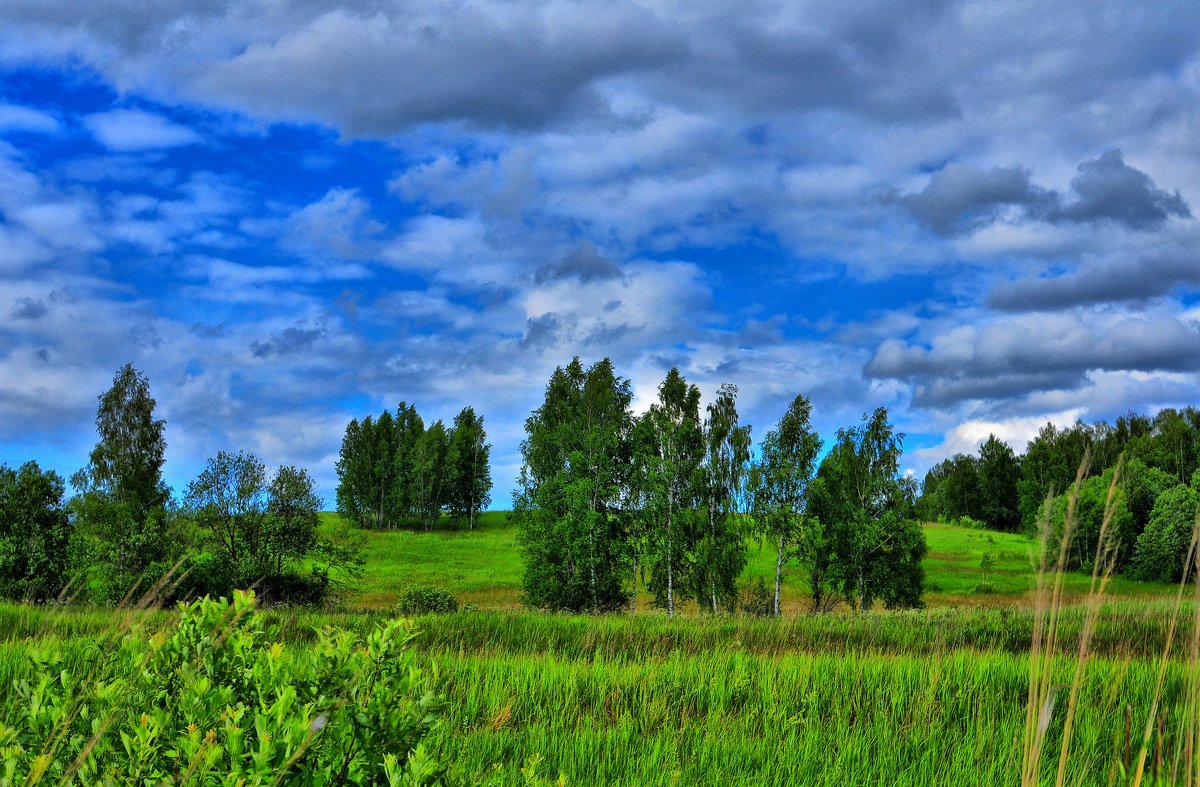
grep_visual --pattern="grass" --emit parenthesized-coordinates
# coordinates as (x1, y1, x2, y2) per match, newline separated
(2, 501, 1190, 784)
(325, 512, 1178, 611)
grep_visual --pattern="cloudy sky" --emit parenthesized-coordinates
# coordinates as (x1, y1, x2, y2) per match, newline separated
(2, 0, 1199, 505)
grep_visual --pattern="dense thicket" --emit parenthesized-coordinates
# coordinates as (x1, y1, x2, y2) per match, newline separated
(516, 357, 926, 614)
(335, 402, 492, 530)
(918, 407, 1200, 580)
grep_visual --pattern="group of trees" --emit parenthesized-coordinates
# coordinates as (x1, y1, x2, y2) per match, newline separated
(335, 403, 492, 531)
(515, 357, 926, 616)
(918, 409, 1200, 583)
(0, 364, 358, 605)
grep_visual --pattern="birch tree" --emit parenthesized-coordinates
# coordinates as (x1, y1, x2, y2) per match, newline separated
(751, 393, 822, 615)
(692, 383, 751, 613)
(641, 368, 702, 618)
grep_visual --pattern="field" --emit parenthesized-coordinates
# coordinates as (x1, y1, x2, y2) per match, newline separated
(326, 513, 1177, 610)
(0, 515, 1193, 785)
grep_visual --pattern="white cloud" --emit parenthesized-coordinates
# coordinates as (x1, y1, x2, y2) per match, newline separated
(84, 109, 202, 151)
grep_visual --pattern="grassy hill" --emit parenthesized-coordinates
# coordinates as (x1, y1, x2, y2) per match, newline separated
(322, 512, 1176, 611)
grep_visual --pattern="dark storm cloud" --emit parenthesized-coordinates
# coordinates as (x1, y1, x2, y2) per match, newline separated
(519, 312, 570, 350)
(10, 297, 47, 320)
(865, 316, 1200, 407)
(534, 242, 623, 285)
(899, 151, 1190, 236)
(989, 249, 1200, 311)
(251, 325, 323, 358)
(895, 164, 1052, 236)
(1049, 150, 1191, 229)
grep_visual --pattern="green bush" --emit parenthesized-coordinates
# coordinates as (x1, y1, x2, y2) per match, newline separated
(398, 585, 461, 615)
(740, 577, 773, 617)
(1130, 483, 1200, 582)
(0, 590, 446, 784)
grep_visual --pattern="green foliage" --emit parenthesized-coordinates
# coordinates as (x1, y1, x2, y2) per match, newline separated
(0, 462, 72, 601)
(977, 435, 1021, 531)
(1017, 421, 1093, 531)
(80, 363, 169, 524)
(447, 407, 493, 530)
(750, 393, 822, 614)
(1129, 483, 1199, 582)
(336, 401, 492, 532)
(516, 358, 632, 613)
(397, 586, 461, 615)
(72, 363, 175, 592)
(809, 408, 926, 610)
(638, 368, 704, 616)
(0, 591, 445, 784)
(739, 577, 773, 616)
(186, 453, 349, 604)
(691, 384, 751, 614)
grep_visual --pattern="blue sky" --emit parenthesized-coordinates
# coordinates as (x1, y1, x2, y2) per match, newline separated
(2, 0, 1199, 507)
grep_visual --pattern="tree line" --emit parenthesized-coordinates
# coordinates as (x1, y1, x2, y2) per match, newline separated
(0, 364, 360, 605)
(334, 403, 492, 530)
(514, 357, 926, 616)
(918, 409, 1200, 582)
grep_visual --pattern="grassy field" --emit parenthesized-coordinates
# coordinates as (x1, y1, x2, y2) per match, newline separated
(1, 599, 1196, 785)
(324, 513, 1177, 610)
(0, 515, 1190, 784)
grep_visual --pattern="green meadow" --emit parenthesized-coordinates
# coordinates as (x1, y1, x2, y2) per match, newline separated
(0, 514, 1191, 785)
(326, 513, 1177, 611)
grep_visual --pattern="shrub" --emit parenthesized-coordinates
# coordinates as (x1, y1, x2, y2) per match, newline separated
(398, 585, 461, 615)
(0, 591, 446, 784)
(740, 577, 773, 616)
(1129, 483, 1200, 582)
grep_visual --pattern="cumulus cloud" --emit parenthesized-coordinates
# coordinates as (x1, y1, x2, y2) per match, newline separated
(84, 109, 203, 151)
(534, 242, 622, 284)
(989, 245, 1200, 311)
(250, 324, 325, 358)
(898, 150, 1190, 236)
(0, 103, 58, 133)
(865, 312, 1200, 407)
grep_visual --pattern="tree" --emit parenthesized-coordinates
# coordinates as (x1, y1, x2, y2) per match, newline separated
(640, 368, 703, 617)
(335, 416, 374, 529)
(264, 465, 321, 577)
(185, 450, 269, 575)
(809, 408, 926, 611)
(411, 420, 450, 531)
(1129, 483, 1200, 583)
(81, 363, 169, 522)
(73, 364, 172, 585)
(1017, 422, 1093, 530)
(389, 402, 425, 526)
(515, 358, 632, 612)
(977, 434, 1020, 531)
(692, 384, 751, 613)
(0, 462, 72, 600)
(751, 394, 822, 615)
(186, 453, 334, 602)
(447, 406, 492, 529)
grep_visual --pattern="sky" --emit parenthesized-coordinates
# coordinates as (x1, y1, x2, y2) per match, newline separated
(1, 0, 1199, 508)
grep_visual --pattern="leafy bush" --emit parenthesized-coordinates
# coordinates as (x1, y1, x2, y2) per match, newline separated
(958, 515, 986, 530)
(398, 585, 461, 615)
(0, 591, 446, 784)
(1129, 483, 1200, 582)
(740, 577, 773, 616)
